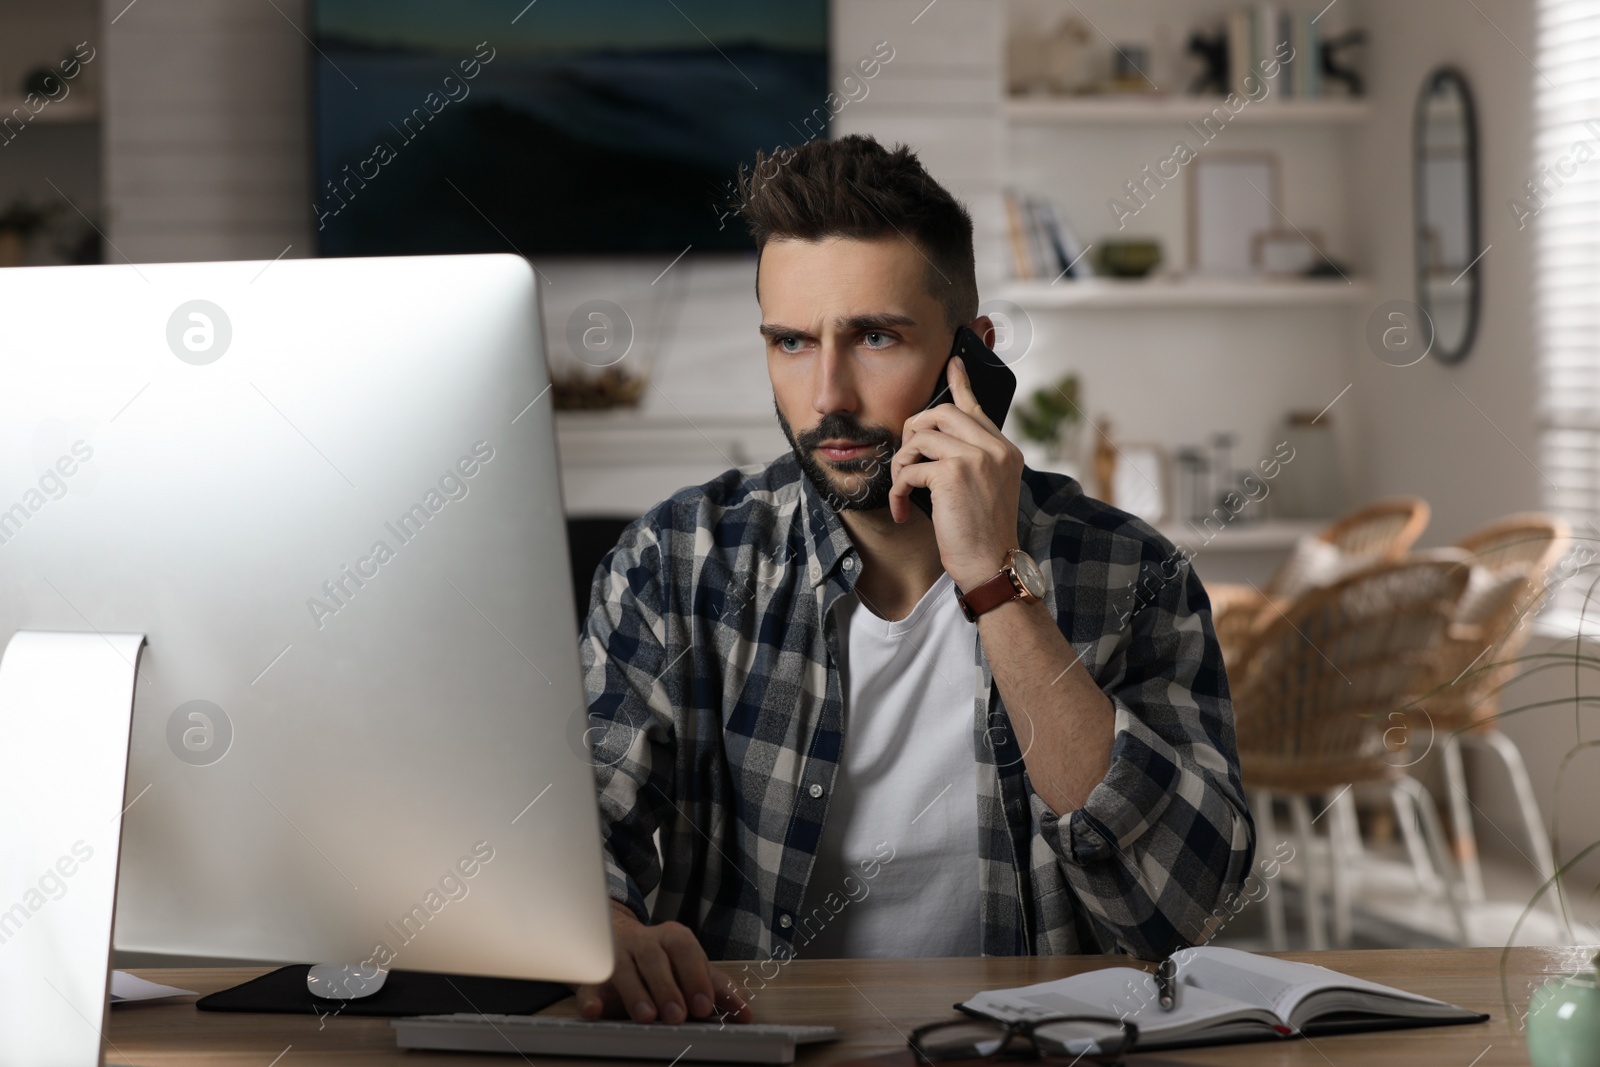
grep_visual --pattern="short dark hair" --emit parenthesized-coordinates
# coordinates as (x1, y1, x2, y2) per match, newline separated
(735, 134, 977, 333)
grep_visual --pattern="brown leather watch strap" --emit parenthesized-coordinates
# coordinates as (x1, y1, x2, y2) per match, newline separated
(956, 568, 1020, 623)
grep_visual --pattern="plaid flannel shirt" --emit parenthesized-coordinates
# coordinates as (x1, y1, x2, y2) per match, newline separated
(580, 452, 1254, 960)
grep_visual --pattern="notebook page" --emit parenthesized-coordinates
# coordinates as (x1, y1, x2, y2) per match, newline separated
(1180, 947, 1446, 1028)
(1175, 947, 1297, 1020)
(962, 966, 1278, 1042)
(963, 967, 1139, 1023)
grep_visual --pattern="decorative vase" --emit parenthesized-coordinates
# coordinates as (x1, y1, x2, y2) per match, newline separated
(1092, 418, 1117, 504)
(1042, 18, 1093, 95)
(1269, 415, 1347, 519)
(1526, 961, 1600, 1067)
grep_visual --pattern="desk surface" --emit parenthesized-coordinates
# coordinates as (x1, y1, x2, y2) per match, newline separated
(108, 948, 1584, 1066)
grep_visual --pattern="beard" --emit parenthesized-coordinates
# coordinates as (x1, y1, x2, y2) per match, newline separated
(775, 401, 898, 512)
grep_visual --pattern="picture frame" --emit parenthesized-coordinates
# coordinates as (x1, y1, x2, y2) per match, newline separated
(1112, 443, 1171, 524)
(1188, 153, 1282, 275)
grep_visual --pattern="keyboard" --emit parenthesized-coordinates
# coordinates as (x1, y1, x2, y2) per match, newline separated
(391, 1013, 844, 1063)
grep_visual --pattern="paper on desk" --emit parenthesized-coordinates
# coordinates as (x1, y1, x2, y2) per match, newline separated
(110, 971, 196, 1004)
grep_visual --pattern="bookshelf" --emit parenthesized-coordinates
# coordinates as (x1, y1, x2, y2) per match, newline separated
(999, 0, 1371, 287)
(992, 2, 1372, 542)
(1000, 91, 1371, 286)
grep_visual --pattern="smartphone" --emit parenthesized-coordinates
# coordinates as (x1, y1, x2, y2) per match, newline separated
(910, 325, 1018, 518)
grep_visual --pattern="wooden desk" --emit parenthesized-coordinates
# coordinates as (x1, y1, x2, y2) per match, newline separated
(107, 948, 1586, 1065)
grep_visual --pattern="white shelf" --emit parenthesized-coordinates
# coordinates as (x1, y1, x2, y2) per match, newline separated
(996, 276, 1373, 309)
(556, 412, 788, 518)
(1004, 96, 1371, 126)
(0, 98, 100, 125)
(557, 410, 785, 468)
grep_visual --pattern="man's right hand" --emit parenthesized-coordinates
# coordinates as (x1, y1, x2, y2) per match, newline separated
(574, 901, 754, 1024)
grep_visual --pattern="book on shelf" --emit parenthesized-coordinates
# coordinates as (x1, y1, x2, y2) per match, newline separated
(1254, 3, 1277, 98)
(1278, 9, 1295, 97)
(1227, 8, 1253, 97)
(1024, 198, 1055, 282)
(1002, 190, 1034, 279)
(1223, 4, 1323, 99)
(1035, 200, 1089, 280)
(958, 946, 1487, 1053)
(1296, 10, 1321, 98)
(1001, 189, 1092, 282)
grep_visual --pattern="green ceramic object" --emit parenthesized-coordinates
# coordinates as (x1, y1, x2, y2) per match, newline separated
(1527, 958, 1600, 1067)
(1096, 240, 1162, 279)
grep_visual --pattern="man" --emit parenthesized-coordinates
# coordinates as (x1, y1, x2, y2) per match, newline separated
(575, 135, 1254, 1025)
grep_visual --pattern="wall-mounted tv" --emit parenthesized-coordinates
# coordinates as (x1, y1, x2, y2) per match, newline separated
(312, 1, 829, 257)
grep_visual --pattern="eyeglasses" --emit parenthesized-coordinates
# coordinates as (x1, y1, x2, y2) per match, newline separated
(908, 1014, 1137, 1065)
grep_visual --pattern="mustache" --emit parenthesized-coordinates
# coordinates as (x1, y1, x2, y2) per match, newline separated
(792, 413, 896, 453)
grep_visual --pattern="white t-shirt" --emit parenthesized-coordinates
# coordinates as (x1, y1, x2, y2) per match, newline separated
(799, 572, 982, 958)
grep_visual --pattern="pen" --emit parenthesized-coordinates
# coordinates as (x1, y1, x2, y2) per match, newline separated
(1155, 956, 1179, 1012)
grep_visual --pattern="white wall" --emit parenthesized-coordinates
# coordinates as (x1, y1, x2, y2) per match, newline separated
(1349, 0, 1542, 542)
(104, 0, 312, 263)
(1489, 634, 1600, 887)
(1348, 0, 1600, 883)
(833, 0, 1005, 290)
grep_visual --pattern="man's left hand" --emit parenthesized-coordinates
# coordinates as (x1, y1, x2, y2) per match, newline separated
(888, 355, 1024, 591)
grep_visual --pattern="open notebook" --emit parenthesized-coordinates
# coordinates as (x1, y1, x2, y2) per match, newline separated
(960, 947, 1487, 1051)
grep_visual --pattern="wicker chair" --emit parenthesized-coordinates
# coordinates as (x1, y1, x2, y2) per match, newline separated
(1209, 584, 1276, 672)
(1231, 553, 1470, 949)
(1408, 514, 1573, 927)
(1210, 497, 1432, 670)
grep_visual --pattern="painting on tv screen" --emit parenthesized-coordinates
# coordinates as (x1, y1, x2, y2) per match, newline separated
(313, 0, 829, 256)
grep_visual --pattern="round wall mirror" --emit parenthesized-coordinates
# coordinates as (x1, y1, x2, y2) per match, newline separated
(1414, 67, 1481, 364)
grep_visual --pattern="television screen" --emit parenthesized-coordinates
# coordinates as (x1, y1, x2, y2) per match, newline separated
(312, 0, 830, 257)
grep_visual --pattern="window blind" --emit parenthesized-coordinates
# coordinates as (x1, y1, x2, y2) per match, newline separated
(1536, 0, 1600, 617)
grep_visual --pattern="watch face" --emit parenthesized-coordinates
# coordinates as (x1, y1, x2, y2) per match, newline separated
(1011, 551, 1046, 599)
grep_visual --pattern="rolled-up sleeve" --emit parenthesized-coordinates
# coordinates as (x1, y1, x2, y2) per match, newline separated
(1028, 559, 1255, 959)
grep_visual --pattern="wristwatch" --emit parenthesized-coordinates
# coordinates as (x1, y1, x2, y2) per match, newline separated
(955, 549, 1046, 622)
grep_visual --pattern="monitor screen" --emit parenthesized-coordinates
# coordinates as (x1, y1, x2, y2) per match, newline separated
(0, 255, 614, 982)
(312, 0, 830, 257)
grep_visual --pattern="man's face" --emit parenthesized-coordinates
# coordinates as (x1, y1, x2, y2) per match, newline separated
(759, 236, 951, 512)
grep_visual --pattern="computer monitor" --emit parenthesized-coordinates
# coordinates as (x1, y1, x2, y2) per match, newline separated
(0, 254, 613, 985)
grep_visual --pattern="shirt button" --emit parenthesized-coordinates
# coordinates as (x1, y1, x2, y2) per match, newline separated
(778, 913, 793, 929)
(842, 557, 855, 571)
(809, 783, 824, 799)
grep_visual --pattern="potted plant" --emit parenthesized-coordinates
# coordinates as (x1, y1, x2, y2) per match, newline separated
(1013, 373, 1085, 477)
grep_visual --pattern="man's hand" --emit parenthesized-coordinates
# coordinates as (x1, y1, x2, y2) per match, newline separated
(888, 355, 1024, 590)
(574, 901, 754, 1024)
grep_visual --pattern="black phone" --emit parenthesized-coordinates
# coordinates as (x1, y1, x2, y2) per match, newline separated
(910, 325, 1018, 518)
